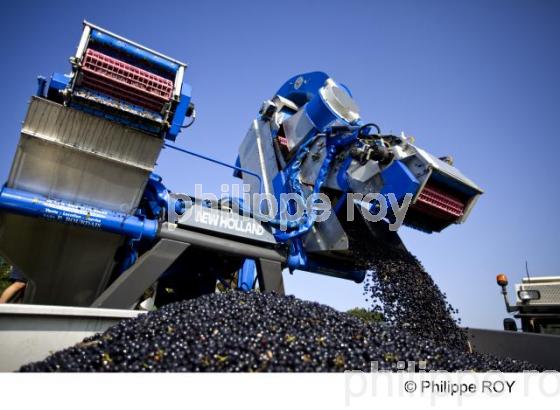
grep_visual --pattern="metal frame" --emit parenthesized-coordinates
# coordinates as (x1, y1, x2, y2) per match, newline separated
(159, 223, 286, 293)
(92, 239, 190, 309)
(256, 259, 285, 293)
(158, 223, 285, 262)
(91, 221, 286, 309)
(468, 328, 560, 371)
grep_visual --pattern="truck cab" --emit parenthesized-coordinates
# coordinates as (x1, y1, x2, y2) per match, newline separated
(497, 273, 560, 335)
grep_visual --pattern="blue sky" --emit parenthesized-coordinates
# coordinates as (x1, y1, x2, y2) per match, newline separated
(1, 0, 559, 329)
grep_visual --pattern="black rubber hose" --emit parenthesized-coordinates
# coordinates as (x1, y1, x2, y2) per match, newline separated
(358, 122, 381, 137)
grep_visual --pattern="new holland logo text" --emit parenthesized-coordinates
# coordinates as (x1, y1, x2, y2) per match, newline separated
(194, 209, 265, 236)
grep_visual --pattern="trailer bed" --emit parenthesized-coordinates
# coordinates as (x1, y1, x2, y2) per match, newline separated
(0, 304, 143, 371)
(2, 304, 559, 372)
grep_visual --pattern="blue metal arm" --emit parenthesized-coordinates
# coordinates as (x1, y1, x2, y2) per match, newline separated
(0, 187, 158, 241)
(163, 143, 263, 194)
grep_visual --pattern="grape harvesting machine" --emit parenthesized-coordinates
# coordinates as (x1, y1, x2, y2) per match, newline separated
(0, 22, 558, 371)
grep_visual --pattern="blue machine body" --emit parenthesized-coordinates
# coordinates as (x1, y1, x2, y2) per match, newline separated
(237, 259, 256, 291)
(235, 71, 483, 283)
(379, 160, 421, 205)
(168, 84, 193, 140)
(275, 72, 330, 106)
(46, 73, 70, 93)
(0, 19, 483, 307)
(88, 29, 180, 75)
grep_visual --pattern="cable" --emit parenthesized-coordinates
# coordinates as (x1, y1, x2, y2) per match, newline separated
(181, 106, 197, 129)
(180, 115, 196, 129)
(358, 122, 381, 137)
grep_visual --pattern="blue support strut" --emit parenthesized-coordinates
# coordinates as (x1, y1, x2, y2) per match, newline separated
(238, 259, 256, 291)
(0, 187, 158, 241)
(163, 143, 264, 194)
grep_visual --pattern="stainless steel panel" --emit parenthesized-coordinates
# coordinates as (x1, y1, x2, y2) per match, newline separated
(0, 212, 124, 307)
(282, 108, 314, 151)
(0, 303, 143, 372)
(238, 119, 279, 211)
(8, 96, 162, 212)
(414, 147, 483, 194)
(0, 97, 163, 306)
(303, 212, 349, 253)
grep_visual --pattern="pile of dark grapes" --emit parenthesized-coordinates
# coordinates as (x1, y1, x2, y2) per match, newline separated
(21, 290, 539, 372)
(19, 211, 541, 372)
